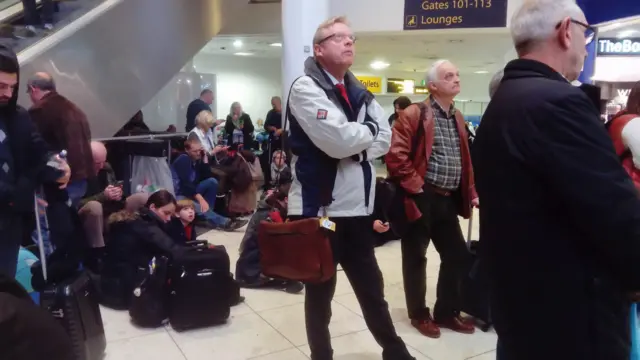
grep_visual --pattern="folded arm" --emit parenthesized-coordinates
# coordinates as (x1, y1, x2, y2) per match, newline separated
(353, 100, 391, 162)
(289, 77, 376, 159)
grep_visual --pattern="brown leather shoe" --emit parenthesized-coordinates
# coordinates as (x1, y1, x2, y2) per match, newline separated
(410, 318, 441, 339)
(436, 316, 476, 334)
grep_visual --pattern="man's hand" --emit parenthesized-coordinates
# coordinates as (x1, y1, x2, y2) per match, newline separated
(275, 128, 284, 136)
(373, 220, 390, 233)
(104, 185, 123, 201)
(195, 195, 210, 213)
(56, 157, 71, 189)
(471, 197, 480, 208)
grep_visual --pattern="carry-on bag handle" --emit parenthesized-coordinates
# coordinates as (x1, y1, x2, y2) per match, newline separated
(34, 192, 49, 282)
(466, 210, 474, 249)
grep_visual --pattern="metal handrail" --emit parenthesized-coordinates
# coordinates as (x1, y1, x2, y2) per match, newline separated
(93, 132, 188, 142)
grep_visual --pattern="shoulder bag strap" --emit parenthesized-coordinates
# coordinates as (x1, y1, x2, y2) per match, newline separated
(409, 102, 427, 161)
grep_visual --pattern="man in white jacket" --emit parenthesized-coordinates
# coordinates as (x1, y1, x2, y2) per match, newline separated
(286, 16, 414, 360)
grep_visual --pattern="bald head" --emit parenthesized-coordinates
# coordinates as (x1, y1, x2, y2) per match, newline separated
(27, 72, 56, 104)
(91, 141, 107, 174)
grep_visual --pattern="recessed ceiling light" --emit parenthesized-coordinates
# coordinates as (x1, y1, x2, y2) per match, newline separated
(617, 29, 638, 38)
(474, 70, 489, 74)
(370, 61, 390, 70)
(234, 52, 253, 56)
(270, 42, 282, 47)
(233, 40, 243, 48)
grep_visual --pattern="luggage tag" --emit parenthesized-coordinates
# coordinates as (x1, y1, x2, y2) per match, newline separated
(319, 217, 336, 232)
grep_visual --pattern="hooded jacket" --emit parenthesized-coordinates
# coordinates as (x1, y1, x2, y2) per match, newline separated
(0, 45, 59, 214)
(286, 57, 390, 217)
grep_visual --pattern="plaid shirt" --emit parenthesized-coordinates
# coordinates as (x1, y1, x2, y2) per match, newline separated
(425, 97, 462, 190)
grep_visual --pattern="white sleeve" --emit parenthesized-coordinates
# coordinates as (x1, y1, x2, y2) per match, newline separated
(355, 99, 390, 162)
(621, 117, 640, 169)
(288, 77, 376, 159)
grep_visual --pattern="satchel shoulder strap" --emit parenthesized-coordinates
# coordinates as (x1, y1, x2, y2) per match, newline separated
(409, 102, 429, 161)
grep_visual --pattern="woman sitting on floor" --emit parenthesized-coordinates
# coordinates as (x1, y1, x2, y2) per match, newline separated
(100, 190, 187, 309)
(234, 168, 303, 293)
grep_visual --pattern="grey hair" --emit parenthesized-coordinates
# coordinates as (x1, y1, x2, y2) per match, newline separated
(426, 59, 451, 84)
(313, 16, 350, 44)
(488, 69, 504, 98)
(27, 73, 56, 91)
(510, 0, 584, 54)
(229, 101, 243, 116)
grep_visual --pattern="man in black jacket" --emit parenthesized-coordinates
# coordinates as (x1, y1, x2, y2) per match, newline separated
(0, 45, 69, 277)
(185, 89, 214, 132)
(472, 1, 640, 359)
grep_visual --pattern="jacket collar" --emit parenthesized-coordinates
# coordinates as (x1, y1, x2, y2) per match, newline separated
(303, 57, 365, 92)
(503, 59, 570, 84)
(31, 91, 58, 110)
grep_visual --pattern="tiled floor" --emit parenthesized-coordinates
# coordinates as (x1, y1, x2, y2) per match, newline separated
(102, 209, 497, 360)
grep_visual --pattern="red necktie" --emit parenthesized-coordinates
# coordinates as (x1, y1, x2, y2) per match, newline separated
(335, 84, 352, 109)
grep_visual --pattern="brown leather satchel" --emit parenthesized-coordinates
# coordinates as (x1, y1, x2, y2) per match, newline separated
(258, 218, 335, 284)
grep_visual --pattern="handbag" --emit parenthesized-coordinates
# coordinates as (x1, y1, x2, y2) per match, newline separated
(256, 77, 335, 284)
(258, 217, 334, 283)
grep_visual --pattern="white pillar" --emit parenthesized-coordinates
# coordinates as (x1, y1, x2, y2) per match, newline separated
(281, 0, 330, 125)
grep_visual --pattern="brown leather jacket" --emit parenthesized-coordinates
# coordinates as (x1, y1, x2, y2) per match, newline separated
(385, 100, 476, 221)
(29, 92, 93, 182)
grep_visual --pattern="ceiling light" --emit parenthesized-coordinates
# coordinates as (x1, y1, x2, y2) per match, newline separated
(233, 40, 243, 48)
(370, 61, 390, 70)
(270, 42, 282, 47)
(474, 70, 489, 74)
(617, 29, 639, 38)
(234, 52, 253, 56)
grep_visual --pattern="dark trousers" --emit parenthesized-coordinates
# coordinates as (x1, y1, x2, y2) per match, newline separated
(401, 187, 470, 321)
(21, 0, 54, 25)
(303, 216, 412, 360)
(0, 215, 23, 278)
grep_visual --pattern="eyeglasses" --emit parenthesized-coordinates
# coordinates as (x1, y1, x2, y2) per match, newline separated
(557, 18, 597, 45)
(316, 33, 357, 45)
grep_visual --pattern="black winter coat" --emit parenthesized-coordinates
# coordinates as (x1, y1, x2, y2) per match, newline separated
(101, 208, 186, 308)
(472, 59, 640, 359)
(224, 113, 254, 149)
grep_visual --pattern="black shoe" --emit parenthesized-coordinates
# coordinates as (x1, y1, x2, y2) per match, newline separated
(220, 219, 248, 232)
(284, 281, 304, 294)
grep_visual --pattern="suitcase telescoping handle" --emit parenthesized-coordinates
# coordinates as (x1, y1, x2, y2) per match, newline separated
(34, 191, 49, 282)
(466, 210, 474, 248)
(35, 150, 69, 282)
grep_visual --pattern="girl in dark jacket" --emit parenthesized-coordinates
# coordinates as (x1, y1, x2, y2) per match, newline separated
(100, 190, 186, 309)
(224, 102, 255, 150)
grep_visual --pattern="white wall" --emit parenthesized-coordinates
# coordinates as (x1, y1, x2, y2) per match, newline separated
(189, 53, 492, 122)
(193, 54, 282, 123)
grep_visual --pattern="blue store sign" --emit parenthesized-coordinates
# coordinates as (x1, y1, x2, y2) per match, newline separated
(403, 0, 507, 30)
(576, 0, 640, 25)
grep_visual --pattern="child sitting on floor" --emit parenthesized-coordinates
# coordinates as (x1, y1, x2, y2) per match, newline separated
(168, 199, 198, 244)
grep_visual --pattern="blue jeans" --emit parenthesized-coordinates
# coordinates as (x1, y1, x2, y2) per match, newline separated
(179, 178, 229, 227)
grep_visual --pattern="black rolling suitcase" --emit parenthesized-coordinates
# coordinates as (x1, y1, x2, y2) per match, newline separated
(168, 241, 233, 331)
(460, 211, 493, 332)
(33, 194, 107, 360)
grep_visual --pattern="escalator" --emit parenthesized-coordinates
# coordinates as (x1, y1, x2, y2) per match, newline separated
(4, 0, 221, 138)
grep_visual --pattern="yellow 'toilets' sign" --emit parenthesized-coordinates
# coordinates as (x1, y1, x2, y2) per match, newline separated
(356, 76, 383, 93)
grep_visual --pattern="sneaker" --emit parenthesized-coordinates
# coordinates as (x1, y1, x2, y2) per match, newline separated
(43, 23, 54, 31)
(220, 219, 248, 232)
